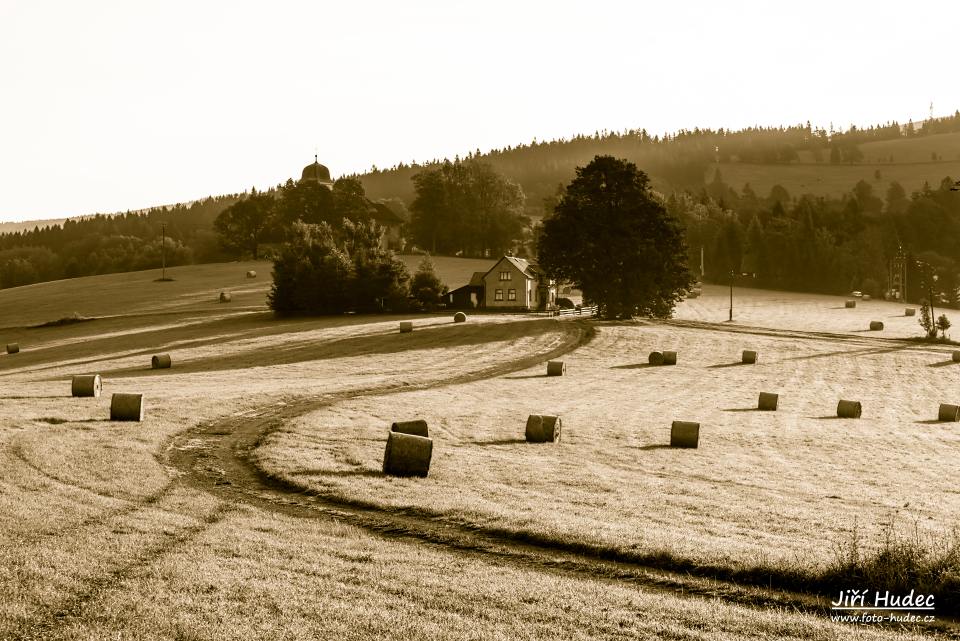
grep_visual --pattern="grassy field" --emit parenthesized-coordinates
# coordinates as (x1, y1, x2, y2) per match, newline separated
(708, 131, 960, 198)
(256, 287, 960, 578)
(0, 265, 953, 639)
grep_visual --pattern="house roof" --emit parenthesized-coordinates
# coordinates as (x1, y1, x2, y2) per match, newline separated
(468, 271, 485, 287)
(370, 202, 404, 225)
(481, 255, 540, 282)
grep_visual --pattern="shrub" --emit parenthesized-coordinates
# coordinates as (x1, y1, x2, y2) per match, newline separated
(410, 256, 446, 309)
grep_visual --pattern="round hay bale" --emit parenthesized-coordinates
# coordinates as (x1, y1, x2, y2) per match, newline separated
(110, 393, 144, 422)
(758, 392, 779, 411)
(399, 321, 413, 333)
(844, 300, 856, 308)
(71, 374, 102, 398)
(837, 399, 862, 419)
(648, 351, 664, 366)
(662, 351, 677, 366)
(546, 361, 565, 376)
(453, 312, 467, 323)
(382, 431, 432, 477)
(670, 421, 699, 448)
(742, 350, 758, 364)
(953, 351, 960, 363)
(525, 415, 562, 443)
(6, 343, 19, 354)
(391, 420, 429, 437)
(938, 403, 960, 422)
(905, 308, 916, 316)
(151, 354, 172, 369)
(869, 321, 884, 331)
(219, 292, 232, 303)
(862, 294, 872, 301)
(246, 270, 257, 278)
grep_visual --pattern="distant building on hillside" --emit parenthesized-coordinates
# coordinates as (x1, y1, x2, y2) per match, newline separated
(300, 156, 334, 189)
(446, 255, 557, 311)
(296, 157, 404, 250)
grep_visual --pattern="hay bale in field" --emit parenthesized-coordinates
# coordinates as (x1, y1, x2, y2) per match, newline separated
(953, 351, 960, 363)
(938, 404, 960, 422)
(758, 392, 779, 411)
(399, 321, 413, 333)
(391, 420, 429, 437)
(6, 343, 19, 354)
(546, 360, 565, 376)
(862, 294, 872, 301)
(836, 399, 862, 419)
(71, 374, 102, 398)
(219, 292, 232, 303)
(905, 308, 916, 316)
(670, 421, 699, 448)
(845, 300, 856, 308)
(453, 312, 467, 323)
(151, 354, 172, 369)
(382, 431, 432, 477)
(110, 393, 144, 422)
(648, 351, 664, 365)
(246, 270, 257, 278)
(525, 415, 562, 443)
(742, 350, 758, 364)
(869, 321, 884, 331)
(662, 351, 677, 365)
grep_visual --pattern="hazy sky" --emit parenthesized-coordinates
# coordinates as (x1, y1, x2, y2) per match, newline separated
(1, 1, 958, 222)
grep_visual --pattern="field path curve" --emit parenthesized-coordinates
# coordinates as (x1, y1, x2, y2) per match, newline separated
(161, 317, 874, 622)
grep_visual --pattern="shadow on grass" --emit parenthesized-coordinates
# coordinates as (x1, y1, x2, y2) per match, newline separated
(785, 344, 909, 362)
(810, 415, 844, 420)
(471, 438, 528, 446)
(37, 417, 111, 425)
(723, 407, 758, 412)
(99, 318, 566, 380)
(915, 419, 947, 425)
(610, 363, 658, 370)
(3, 395, 71, 399)
(928, 360, 958, 368)
(502, 373, 548, 380)
(707, 362, 748, 369)
(292, 468, 383, 478)
(636, 444, 672, 450)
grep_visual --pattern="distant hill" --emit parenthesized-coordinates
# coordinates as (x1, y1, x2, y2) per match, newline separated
(0, 218, 70, 234)
(356, 115, 960, 216)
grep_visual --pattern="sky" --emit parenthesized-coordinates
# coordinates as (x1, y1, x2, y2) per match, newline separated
(1, 0, 959, 222)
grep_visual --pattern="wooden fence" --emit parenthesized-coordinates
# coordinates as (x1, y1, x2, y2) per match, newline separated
(543, 305, 597, 317)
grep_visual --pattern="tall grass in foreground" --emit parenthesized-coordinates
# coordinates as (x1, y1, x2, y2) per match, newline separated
(824, 519, 960, 615)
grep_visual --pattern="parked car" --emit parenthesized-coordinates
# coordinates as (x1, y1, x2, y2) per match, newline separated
(851, 291, 863, 298)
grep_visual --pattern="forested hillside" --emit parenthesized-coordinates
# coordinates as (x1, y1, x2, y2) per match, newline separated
(0, 196, 238, 287)
(3, 111, 960, 303)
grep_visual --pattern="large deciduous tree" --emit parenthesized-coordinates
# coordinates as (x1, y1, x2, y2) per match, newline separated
(410, 159, 526, 256)
(213, 188, 274, 259)
(538, 156, 691, 319)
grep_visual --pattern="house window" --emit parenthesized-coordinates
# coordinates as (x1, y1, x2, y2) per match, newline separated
(508, 289, 516, 301)
(499, 271, 511, 281)
(495, 289, 503, 301)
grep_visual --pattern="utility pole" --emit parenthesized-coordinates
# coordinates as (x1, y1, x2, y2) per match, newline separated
(161, 222, 167, 281)
(728, 269, 734, 322)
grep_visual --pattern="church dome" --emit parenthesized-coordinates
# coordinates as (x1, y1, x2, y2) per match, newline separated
(301, 159, 331, 183)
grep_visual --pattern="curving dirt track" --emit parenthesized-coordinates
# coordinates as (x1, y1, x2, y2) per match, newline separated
(163, 318, 896, 621)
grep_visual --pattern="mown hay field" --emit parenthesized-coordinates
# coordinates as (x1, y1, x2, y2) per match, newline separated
(0, 266, 948, 640)
(258, 285, 960, 579)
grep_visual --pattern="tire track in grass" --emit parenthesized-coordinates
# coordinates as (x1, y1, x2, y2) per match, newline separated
(162, 319, 874, 621)
(9, 503, 234, 641)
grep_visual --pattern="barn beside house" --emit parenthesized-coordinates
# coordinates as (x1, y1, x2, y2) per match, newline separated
(447, 255, 557, 311)
(446, 271, 485, 309)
